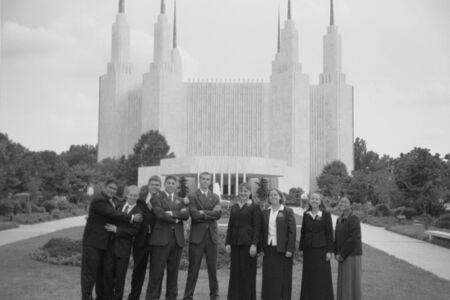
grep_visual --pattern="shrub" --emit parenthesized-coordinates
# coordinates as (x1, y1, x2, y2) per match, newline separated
(393, 206, 417, 220)
(435, 213, 450, 229)
(31, 238, 82, 266)
(375, 204, 392, 217)
(41, 200, 58, 212)
(0, 200, 15, 216)
(31, 203, 46, 213)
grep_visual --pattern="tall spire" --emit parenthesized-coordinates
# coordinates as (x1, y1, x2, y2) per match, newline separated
(173, 0, 177, 48)
(161, 0, 166, 14)
(277, 8, 281, 53)
(119, 0, 125, 14)
(288, 0, 292, 20)
(330, 0, 334, 26)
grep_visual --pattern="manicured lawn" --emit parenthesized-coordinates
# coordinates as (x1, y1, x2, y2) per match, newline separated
(388, 224, 450, 249)
(1, 226, 450, 300)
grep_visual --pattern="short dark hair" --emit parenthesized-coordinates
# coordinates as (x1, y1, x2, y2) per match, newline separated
(148, 175, 162, 184)
(105, 178, 119, 187)
(165, 175, 177, 183)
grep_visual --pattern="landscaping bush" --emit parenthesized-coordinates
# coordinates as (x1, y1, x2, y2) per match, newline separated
(393, 206, 417, 220)
(41, 199, 58, 212)
(435, 213, 450, 229)
(31, 203, 46, 213)
(0, 199, 15, 216)
(31, 237, 82, 266)
(374, 204, 392, 217)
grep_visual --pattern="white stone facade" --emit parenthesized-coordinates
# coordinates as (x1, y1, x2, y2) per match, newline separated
(98, 0, 354, 193)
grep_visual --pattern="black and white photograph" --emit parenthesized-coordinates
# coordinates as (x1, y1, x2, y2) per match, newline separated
(0, 0, 449, 299)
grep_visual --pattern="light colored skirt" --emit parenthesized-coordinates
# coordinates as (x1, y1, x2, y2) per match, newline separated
(337, 255, 362, 300)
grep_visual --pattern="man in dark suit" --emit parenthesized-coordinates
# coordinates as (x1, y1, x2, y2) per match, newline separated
(81, 179, 143, 300)
(146, 176, 190, 300)
(104, 185, 142, 300)
(128, 175, 161, 300)
(183, 172, 222, 300)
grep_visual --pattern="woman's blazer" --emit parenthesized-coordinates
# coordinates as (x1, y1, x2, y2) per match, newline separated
(299, 210, 334, 252)
(261, 206, 297, 254)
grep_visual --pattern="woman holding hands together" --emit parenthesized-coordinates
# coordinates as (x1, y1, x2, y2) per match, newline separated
(225, 182, 261, 300)
(299, 192, 334, 300)
(261, 188, 296, 300)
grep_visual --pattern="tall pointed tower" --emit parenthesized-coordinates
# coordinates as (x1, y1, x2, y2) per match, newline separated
(269, 0, 311, 191)
(98, 0, 139, 160)
(310, 0, 354, 189)
(141, 0, 186, 157)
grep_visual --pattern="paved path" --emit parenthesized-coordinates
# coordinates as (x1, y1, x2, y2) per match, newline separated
(0, 215, 86, 247)
(292, 207, 450, 281)
(2, 210, 450, 281)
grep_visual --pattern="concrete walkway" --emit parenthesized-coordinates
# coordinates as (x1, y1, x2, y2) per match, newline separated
(1, 210, 450, 281)
(0, 215, 86, 247)
(292, 207, 450, 281)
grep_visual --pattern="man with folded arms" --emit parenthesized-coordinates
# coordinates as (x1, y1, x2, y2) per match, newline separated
(183, 172, 222, 300)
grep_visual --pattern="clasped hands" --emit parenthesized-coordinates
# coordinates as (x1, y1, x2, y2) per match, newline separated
(225, 244, 258, 257)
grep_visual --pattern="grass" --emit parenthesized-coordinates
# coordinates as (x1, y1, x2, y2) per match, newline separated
(387, 224, 450, 249)
(1, 227, 450, 299)
(0, 221, 19, 231)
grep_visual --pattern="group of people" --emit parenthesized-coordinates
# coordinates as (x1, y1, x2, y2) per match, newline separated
(80, 172, 362, 300)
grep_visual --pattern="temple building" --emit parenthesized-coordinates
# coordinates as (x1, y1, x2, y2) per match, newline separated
(98, 0, 354, 194)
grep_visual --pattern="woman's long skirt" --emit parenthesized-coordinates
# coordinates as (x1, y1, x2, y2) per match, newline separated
(227, 245, 257, 300)
(300, 247, 334, 300)
(262, 246, 293, 300)
(337, 255, 362, 300)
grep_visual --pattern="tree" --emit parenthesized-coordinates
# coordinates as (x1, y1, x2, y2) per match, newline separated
(129, 130, 175, 167)
(286, 187, 304, 206)
(353, 137, 391, 173)
(393, 148, 445, 216)
(61, 144, 97, 167)
(178, 177, 189, 198)
(256, 177, 269, 204)
(317, 160, 351, 202)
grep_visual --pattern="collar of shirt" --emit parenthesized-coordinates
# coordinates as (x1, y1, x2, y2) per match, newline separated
(165, 191, 174, 200)
(307, 209, 323, 219)
(269, 204, 285, 213)
(200, 189, 208, 196)
(123, 203, 136, 212)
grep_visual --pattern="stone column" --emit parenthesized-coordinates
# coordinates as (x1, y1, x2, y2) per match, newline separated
(220, 172, 224, 196)
(228, 172, 231, 196)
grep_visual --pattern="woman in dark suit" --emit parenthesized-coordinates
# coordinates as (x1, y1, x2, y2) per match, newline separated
(225, 182, 261, 300)
(261, 188, 296, 300)
(299, 192, 334, 300)
(335, 196, 362, 300)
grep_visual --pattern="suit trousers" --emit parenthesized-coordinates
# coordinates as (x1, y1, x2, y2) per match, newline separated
(104, 248, 131, 300)
(146, 231, 182, 300)
(81, 245, 107, 300)
(128, 244, 151, 300)
(183, 230, 219, 300)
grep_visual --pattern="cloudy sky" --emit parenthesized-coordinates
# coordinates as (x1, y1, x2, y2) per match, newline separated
(0, 0, 449, 158)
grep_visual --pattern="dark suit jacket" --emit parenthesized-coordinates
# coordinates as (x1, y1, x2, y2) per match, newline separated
(189, 190, 222, 244)
(149, 192, 189, 247)
(225, 202, 261, 246)
(262, 206, 296, 254)
(82, 192, 132, 250)
(299, 210, 334, 252)
(133, 195, 157, 249)
(111, 202, 142, 257)
(334, 212, 362, 259)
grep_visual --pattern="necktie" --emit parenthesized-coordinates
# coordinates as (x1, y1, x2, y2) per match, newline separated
(124, 205, 129, 214)
(170, 194, 173, 203)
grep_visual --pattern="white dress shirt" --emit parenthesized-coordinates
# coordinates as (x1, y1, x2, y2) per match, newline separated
(122, 203, 136, 214)
(307, 209, 323, 220)
(267, 204, 284, 246)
